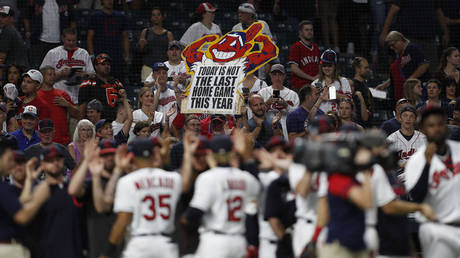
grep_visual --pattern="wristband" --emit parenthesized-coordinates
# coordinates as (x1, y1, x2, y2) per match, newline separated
(311, 226, 322, 243)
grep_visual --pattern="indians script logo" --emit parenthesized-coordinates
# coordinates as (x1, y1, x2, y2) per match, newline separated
(181, 22, 278, 114)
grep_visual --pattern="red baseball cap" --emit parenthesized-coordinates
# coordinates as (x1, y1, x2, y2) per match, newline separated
(196, 2, 217, 14)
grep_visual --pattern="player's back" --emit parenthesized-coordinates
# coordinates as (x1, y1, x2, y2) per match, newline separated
(114, 168, 182, 236)
(190, 167, 261, 235)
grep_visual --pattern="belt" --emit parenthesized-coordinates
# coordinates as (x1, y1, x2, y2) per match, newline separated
(209, 230, 243, 236)
(261, 238, 278, 244)
(133, 232, 172, 238)
(447, 222, 460, 227)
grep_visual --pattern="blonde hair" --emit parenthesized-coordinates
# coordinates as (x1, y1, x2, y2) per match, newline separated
(138, 87, 154, 109)
(403, 78, 422, 106)
(73, 119, 95, 142)
(385, 31, 409, 44)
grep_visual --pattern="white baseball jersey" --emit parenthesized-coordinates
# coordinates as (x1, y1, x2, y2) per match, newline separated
(152, 88, 177, 126)
(311, 77, 352, 113)
(114, 168, 182, 235)
(40, 46, 95, 104)
(404, 140, 460, 223)
(189, 166, 261, 235)
(387, 130, 426, 169)
(129, 109, 163, 141)
(180, 22, 222, 47)
(258, 171, 280, 241)
(288, 163, 328, 221)
(232, 20, 273, 39)
(144, 61, 189, 91)
(258, 86, 300, 140)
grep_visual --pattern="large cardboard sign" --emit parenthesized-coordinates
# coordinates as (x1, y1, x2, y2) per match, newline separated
(181, 22, 278, 114)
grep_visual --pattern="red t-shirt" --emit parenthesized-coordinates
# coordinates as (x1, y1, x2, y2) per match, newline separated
(37, 89, 73, 145)
(288, 41, 320, 90)
(19, 95, 52, 120)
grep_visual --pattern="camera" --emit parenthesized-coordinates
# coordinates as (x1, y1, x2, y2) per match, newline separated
(293, 131, 398, 174)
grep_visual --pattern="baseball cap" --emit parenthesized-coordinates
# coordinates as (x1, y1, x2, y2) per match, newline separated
(3, 83, 19, 101)
(320, 49, 337, 65)
(95, 119, 112, 132)
(195, 136, 210, 155)
(0, 6, 12, 16)
(270, 64, 286, 74)
(22, 105, 38, 119)
(23, 69, 43, 84)
(94, 53, 112, 65)
(41, 145, 64, 161)
(13, 150, 26, 162)
(128, 137, 157, 158)
(238, 3, 256, 15)
(308, 115, 334, 135)
(211, 114, 226, 123)
(168, 40, 183, 50)
(209, 135, 233, 154)
(99, 139, 117, 155)
(152, 62, 169, 72)
(87, 99, 103, 112)
(396, 98, 409, 106)
(196, 2, 217, 14)
(265, 136, 287, 151)
(38, 119, 54, 131)
(400, 105, 416, 116)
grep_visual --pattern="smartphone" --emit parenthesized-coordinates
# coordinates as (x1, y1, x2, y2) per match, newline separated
(167, 77, 173, 81)
(273, 90, 280, 98)
(314, 82, 324, 89)
(242, 87, 250, 104)
(329, 86, 336, 100)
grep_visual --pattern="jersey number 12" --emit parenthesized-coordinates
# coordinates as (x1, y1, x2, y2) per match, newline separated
(226, 196, 242, 222)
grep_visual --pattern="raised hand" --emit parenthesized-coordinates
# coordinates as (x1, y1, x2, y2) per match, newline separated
(272, 111, 282, 125)
(25, 157, 44, 181)
(166, 104, 177, 119)
(88, 156, 104, 177)
(183, 131, 199, 154)
(114, 144, 133, 171)
(83, 138, 100, 161)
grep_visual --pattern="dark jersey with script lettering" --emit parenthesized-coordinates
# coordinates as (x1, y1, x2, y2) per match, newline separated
(288, 41, 320, 90)
(79, 77, 123, 121)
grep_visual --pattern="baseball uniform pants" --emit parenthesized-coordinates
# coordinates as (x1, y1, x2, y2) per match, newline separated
(195, 232, 246, 258)
(419, 222, 460, 258)
(122, 235, 178, 258)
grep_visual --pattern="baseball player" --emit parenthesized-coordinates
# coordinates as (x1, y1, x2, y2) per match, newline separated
(102, 138, 185, 258)
(183, 135, 261, 258)
(387, 105, 426, 173)
(404, 107, 460, 258)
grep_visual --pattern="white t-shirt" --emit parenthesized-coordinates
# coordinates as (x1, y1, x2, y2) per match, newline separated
(41, 0, 60, 43)
(40, 46, 95, 104)
(258, 86, 300, 140)
(258, 171, 280, 241)
(311, 77, 352, 113)
(144, 61, 190, 91)
(112, 121, 123, 136)
(153, 88, 177, 126)
(189, 166, 261, 235)
(114, 168, 182, 235)
(130, 109, 163, 141)
(288, 163, 328, 221)
(232, 20, 273, 40)
(180, 22, 222, 47)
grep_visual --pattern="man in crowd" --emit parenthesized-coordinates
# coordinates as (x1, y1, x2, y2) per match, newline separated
(351, 57, 373, 127)
(151, 62, 178, 126)
(40, 27, 95, 105)
(10, 105, 41, 151)
(38, 66, 80, 145)
(170, 115, 202, 170)
(288, 20, 321, 91)
(248, 94, 282, 146)
(19, 69, 51, 120)
(286, 85, 323, 141)
(86, 99, 103, 126)
(259, 64, 300, 140)
(79, 54, 124, 121)
(380, 98, 410, 136)
(24, 119, 76, 172)
(0, 5, 28, 74)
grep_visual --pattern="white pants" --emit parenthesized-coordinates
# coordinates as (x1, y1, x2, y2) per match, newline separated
(259, 238, 277, 258)
(195, 232, 246, 258)
(122, 235, 178, 258)
(376, 256, 410, 258)
(364, 226, 379, 253)
(292, 219, 315, 257)
(419, 222, 460, 258)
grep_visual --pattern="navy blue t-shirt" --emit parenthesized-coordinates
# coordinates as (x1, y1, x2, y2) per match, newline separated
(416, 99, 454, 119)
(88, 10, 127, 60)
(380, 118, 401, 136)
(327, 173, 366, 251)
(398, 43, 430, 82)
(394, 0, 439, 39)
(35, 183, 83, 258)
(0, 182, 22, 241)
(286, 106, 324, 134)
(264, 174, 296, 228)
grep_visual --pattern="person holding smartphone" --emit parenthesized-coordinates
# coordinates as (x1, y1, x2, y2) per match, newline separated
(311, 49, 352, 114)
(258, 64, 299, 140)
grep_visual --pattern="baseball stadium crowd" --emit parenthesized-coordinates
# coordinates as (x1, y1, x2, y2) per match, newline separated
(1, 0, 460, 258)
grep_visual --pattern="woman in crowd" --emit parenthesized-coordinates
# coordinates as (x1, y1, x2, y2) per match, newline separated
(180, 2, 221, 46)
(131, 87, 164, 140)
(436, 47, 460, 84)
(441, 76, 458, 106)
(403, 78, 423, 106)
(137, 7, 174, 82)
(312, 49, 352, 114)
(338, 98, 363, 131)
(416, 79, 453, 119)
(68, 119, 95, 163)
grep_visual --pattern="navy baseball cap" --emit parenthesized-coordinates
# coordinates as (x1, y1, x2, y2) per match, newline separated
(95, 119, 112, 132)
(94, 53, 112, 65)
(99, 139, 117, 155)
(152, 62, 169, 72)
(400, 105, 416, 116)
(128, 137, 160, 158)
(320, 49, 337, 64)
(41, 145, 64, 161)
(87, 99, 103, 112)
(195, 136, 210, 155)
(38, 119, 54, 131)
(13, 150, 26, 162)
(209, 135, 233, 154)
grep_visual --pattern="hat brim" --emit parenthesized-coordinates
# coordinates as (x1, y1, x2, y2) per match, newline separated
(22, 112, 38, 119)
(100, 148, 117, 155)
